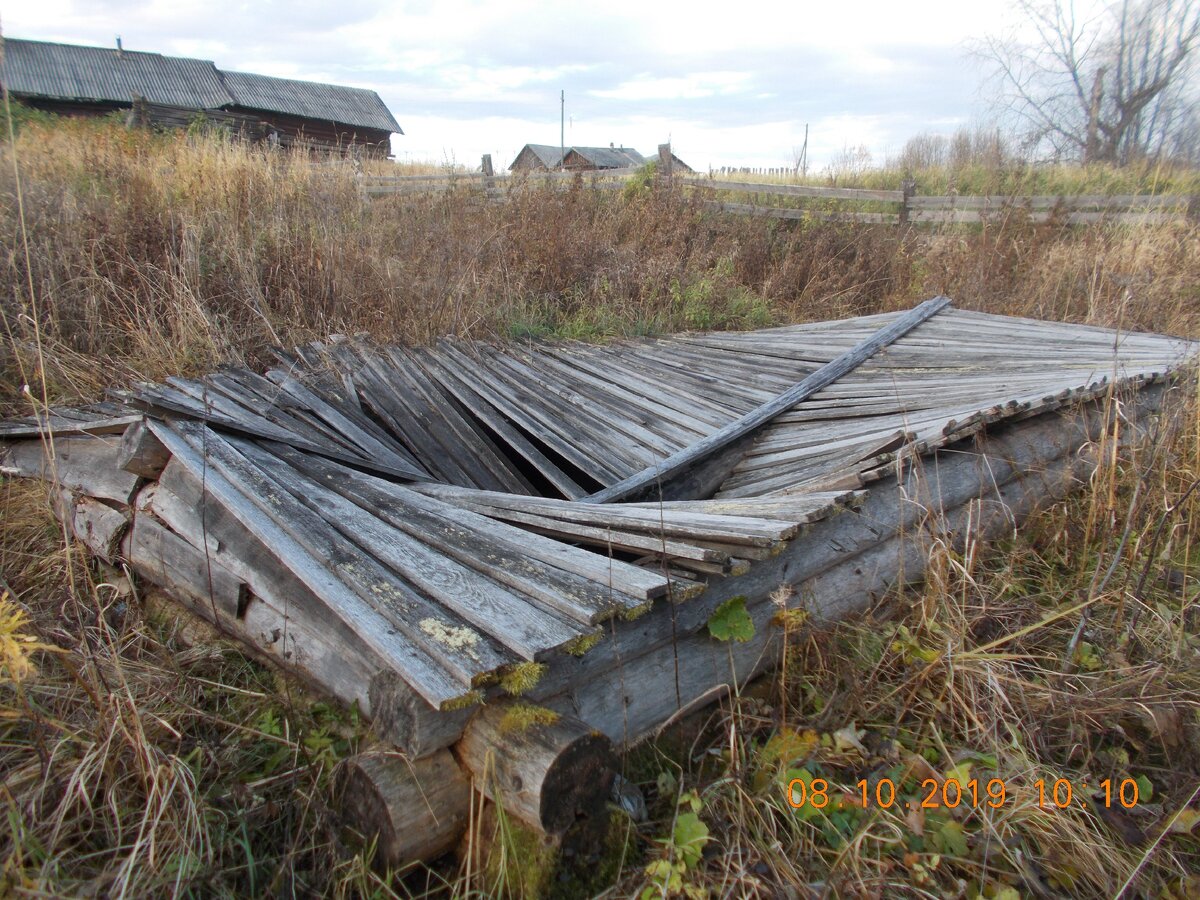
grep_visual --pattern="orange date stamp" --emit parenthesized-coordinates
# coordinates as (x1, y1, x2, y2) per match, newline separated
(787, 776, 1145, 812)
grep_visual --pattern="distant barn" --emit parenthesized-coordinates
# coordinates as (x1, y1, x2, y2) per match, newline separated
(510, 143, 692, 173)
(0, 38, 401, 157)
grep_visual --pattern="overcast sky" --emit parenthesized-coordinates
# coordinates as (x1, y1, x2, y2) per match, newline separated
(2, 0, 1101, 171)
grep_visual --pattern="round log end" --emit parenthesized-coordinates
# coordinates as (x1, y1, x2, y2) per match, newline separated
(539, 729, 617, 835)
(334, 749, 471, 869)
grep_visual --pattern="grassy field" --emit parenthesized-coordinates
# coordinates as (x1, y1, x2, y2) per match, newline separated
(2, 114, 1199, 898)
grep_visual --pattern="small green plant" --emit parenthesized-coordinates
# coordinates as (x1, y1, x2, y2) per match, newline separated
(707, 595, 754, 642)
(641, 791, 709, 899)
(622, 161, 658, 199)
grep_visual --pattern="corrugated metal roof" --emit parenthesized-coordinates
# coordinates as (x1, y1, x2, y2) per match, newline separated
(1, 38, 402, 134)
(220, 70, 401, 134)
(1, 38, 232, 108)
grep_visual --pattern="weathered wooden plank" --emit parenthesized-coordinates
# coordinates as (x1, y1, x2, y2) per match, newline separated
(384, 347, 535, 493)
(412, 349, 588, 498)
(704, 201, 901, 225)
(585, 296, 952, 503)
(1, 434, 141, 504)
(908, 193, 1191, 211)
(148, 420, 480, 709)
(687, 179, 905, 202)
(230, 437, 585, 660)
(463, 506, 734, 565)
(0, 411, 142, 438)
(421, 483, 798, 542)
(142, 470, 384, 712)
(272, 446, 669, 613)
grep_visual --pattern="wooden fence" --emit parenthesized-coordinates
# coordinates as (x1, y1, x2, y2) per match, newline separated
(358, 157, 1199, 227)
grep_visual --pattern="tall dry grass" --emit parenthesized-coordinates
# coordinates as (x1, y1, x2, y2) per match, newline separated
(4, 115, 1197, 414)
(1, 113, 1198, 897)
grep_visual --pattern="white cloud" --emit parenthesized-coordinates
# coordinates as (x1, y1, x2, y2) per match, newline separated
(3, 0, 1103, 167)
(592, 72, 753, 101)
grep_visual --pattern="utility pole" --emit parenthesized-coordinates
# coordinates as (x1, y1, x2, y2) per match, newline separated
(794, 123, 809, 178)
(560, 90, 565, 172)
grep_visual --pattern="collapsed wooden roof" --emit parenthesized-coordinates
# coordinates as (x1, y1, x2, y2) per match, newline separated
(2, 301, 1194, 713)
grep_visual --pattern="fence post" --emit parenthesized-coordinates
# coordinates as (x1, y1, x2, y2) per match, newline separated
(900, 179, 916, 226)
(481, 154, 495, 200)
(658, 143, 673, 186)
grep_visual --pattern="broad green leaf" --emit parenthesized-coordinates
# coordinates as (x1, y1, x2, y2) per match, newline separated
(708, 596, 755, 642)
(672, 812, 709, 868)
(1134, 773, 1154, 802)
(932, 820, 968, 857)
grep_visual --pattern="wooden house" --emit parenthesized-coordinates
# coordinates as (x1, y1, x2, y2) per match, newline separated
(509, 143, 565, 171)
(510, 142, 693, 173)
(0, 37, 401, 157)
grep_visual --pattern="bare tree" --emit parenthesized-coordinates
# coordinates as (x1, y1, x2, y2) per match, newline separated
(979, 0, 1200, 164)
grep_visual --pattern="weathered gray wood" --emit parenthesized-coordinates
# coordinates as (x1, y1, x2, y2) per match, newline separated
(117, 419, 171, 479)
(127, 384, 430, 482)
(703, 201, 901, 225)
(263, 444, 658, 619)
(0, 411, 142, 438)
(537, 391, 1165, 745)
(126, 510, 246, 622)
(127, 504, 380, 711)
(148, 420, 479, 709)
(412, 350, 587, 498)
(369, 671, 476, 758)
(464, 506, 735, 566)
(586, 296, 952, 503)
(1, 434, 141, 504)
(428, 486, 799, 544)
(688, 179, 905, 202)
(456, 705, 617, 836)
(231, 437, 583, 660)
(335, 750, 471, 867)
(907, 193, 1191, 211)
(55, 489, 131, 563)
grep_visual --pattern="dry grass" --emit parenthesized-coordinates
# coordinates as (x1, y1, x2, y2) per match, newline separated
(620, 380, 1200, 898)
(1, 112, 1199, 897)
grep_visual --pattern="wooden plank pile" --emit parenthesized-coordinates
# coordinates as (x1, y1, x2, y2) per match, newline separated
(2, 299, 1195, 867)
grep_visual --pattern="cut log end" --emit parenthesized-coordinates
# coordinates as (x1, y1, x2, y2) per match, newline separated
(457, 705, 617, 837)
(539, 727, 616, 834)
(334, 749, 471, 868)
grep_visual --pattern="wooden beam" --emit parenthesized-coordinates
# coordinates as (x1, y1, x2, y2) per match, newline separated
(584, 296, 952, 503)
(369, 671, 476, 759)
(335, 750, 471, 868)
(117, 418, 171, 479)
(456, 705, 617, 837)
(1, 434, 141, 504)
